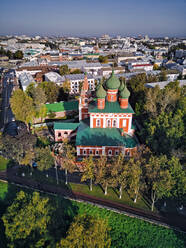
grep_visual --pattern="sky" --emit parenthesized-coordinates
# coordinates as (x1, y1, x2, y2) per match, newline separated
(0, 0, 186, 37)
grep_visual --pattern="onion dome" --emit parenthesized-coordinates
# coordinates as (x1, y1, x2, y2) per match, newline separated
(96, 84, 107, 98)
(105, 70, 121, 90)
(118, 80, 125, 91)
(120, 84, 130, 99)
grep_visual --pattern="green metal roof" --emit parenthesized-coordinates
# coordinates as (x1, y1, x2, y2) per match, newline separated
(105, 70, 121, 90)
(54, 122, 80, 130)
(46, 101, 79, 113)
(76, 119, 137, 148)
(88, 100, 135, 114)
(96, 84, 107, 98)
(120, 84, 130, 99)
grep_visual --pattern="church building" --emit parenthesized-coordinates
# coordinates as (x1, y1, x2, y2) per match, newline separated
(76, 71, 138, 157)
(54, 71, 138, 157)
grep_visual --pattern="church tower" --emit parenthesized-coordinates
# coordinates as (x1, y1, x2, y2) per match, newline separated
(79, 73, 90, 121)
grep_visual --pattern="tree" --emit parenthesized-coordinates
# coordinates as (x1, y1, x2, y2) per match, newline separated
(144, 155, 174, 211)
(142, 110, 185, 156)
(59, 65, 70, 76)
(168, 157, 186, 202)
(159, 70, 167, 81)
(39, 81, 59, 103)
(62, 80, 71, 94)
(10, 89, 35, 129)
(81, 156, 95, 191)
(153, 64, 159, 70)
(61, 140, 76, 185)
(95, 156, 111, 195)
(2, 191, 53, 248)
(98, 55, 108, 64)
(0, 125, 37, 165)
(35, 146, 54, 172)
(57, 214, 111, 248)
(127, 158, 143, 203)
(14, 50, 23, 59)
(111, 154, 128, 199)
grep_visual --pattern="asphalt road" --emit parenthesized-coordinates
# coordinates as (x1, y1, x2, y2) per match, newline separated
(1, 69, 17, 135)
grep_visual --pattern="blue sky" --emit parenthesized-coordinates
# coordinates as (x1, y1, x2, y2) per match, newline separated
(1, 0, 186, 37)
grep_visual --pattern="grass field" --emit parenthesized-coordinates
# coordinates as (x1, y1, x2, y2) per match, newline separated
(70, 182, 151, 211)
(0, 181, 185, 248)
(0, 156, 9, 171)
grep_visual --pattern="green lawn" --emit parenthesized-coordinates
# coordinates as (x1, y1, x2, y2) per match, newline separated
(0, 181, 185, 248)
(70, 182, 151, 211)
(0, 156, 9, 171)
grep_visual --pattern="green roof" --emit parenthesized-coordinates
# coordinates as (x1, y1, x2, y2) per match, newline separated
(76, 119, 137, 148)
(118, 81, 125, 91)
(54, 122, 79, 130)
(105, 70, 121, 90)
(120, 84, 130, 99)
(96, 84, 107, 98)
(88, 100, 135, 114)
(46, 101, 79, 113)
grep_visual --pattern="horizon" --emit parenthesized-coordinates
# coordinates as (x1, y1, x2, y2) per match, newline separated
(1, 0, 186, 37)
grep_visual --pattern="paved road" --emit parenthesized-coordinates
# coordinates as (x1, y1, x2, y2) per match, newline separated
(0, 69, 18, 134)
(0, 168, 186, 233)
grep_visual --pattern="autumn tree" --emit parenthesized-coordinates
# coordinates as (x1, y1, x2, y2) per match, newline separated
(95, 156, 111, 195)
(62, 80, 71, 94)
(35, 146, 54, 172)
(59, 65, 70, 76)
(144, 155, 174, 211)
(39, 81, 59, 103)
(10, 89, 35, 129)
(61, 140, 76, 185)
(111, 154, 129, 199)
(57, 214, 111, 248)
(81, 156, 95, 191)
(127, 158, 143, 203)
(2, 191, 53, 248)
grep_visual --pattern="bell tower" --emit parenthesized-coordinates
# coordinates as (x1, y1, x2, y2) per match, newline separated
(79, 73, 90, 121)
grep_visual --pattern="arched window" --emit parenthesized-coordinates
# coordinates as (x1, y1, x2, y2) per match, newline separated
(115, 150, 119, 155)
(107, 119, 111, 127)
(95, 150, 99, 155)
(108, 150, 112, 156)
(96, 119, 100, 127)
(89, 150, 93, 155)
(113, 119, 117, 127)
(83, 150, 86, 155)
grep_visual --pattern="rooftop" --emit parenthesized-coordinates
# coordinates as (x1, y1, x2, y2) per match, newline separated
(89, 100, 134, 114)
(54, 122, 79, 130)
(76, 119, 137, 148)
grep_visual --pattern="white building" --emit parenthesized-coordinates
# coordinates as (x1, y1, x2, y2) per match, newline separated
(128, 61, 153, 72)
(19, 72, 35, 91)
(45, 72, 63, 86)
(61, 74, 95, 94)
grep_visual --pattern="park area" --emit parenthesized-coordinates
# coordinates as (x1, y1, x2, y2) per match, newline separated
(0, 181, 186, 248)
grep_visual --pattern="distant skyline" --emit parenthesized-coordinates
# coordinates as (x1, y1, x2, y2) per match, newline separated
(1, 0, 186, 37)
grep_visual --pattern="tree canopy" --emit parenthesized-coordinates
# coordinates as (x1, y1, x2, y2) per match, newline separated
(2, 191, 53, 248)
